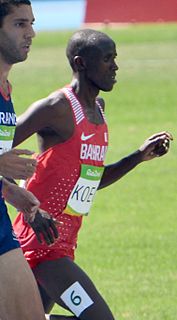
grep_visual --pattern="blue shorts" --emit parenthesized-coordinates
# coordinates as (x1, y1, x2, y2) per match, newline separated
(0, 183, 20, 255)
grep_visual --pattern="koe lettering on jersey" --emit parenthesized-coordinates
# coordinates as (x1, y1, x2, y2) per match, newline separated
(64, 164, 104, 216)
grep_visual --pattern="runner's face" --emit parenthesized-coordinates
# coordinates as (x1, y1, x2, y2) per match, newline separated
(0, 4, 35, 65)
(85, 39, 118, 92)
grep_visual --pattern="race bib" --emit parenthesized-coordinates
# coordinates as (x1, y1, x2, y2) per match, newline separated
(0, 125, 15, 154)
(60, 281, 94, 317)
(64, 164, 104, 216)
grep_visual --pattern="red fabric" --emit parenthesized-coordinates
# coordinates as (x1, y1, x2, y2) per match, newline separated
(85, 0, 177, 23)
(13, 87, 108, 268)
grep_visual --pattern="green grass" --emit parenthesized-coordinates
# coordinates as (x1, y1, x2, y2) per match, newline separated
(9, 24, 177, 319)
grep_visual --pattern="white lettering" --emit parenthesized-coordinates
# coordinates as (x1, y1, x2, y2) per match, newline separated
(0, 112, 16, 125)
(80, 144, 108, 161)
(80, 144, 87, 159)
(87, 144, 94, 160)
(95, 146, 100, 161)
(104, 132, 108, 142)
(87, 169, 101, 178)
(100, 146, 106, 161)
(0, 113, 5, 124)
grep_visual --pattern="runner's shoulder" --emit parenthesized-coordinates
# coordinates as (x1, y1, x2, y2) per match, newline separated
(42, 89, 70, 116)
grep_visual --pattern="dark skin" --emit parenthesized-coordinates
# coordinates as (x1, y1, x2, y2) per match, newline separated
(13, 38, 118, 150)
(13, 37, 172, 190)
(13, 32, 173, 319)
(14, 37, 172, 249)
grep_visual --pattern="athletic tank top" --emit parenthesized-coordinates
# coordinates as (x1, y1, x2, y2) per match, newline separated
(13, 87, 109, 267)
(0, 85, 16, 155)
(0, 86, 20, 255)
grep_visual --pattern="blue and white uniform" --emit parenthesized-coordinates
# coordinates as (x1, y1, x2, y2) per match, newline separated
(0, 86, 20, 255)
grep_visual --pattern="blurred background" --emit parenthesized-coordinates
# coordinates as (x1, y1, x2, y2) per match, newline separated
(31, 0, 86, 30)
(11, 1, 177, 319)
(31, 0, 177, 31)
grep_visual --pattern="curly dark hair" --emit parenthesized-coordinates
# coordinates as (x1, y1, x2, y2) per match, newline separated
(0, 0, 31, 27)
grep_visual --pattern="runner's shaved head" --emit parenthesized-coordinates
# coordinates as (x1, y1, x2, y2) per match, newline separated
(66, 28, 114, 71)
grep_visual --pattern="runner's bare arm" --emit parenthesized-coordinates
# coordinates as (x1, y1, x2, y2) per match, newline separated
(13, 91, 71, 147)
(13, 96, 54, 146)
(99, 131, 173, 189)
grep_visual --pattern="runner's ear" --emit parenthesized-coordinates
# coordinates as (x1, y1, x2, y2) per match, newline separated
(74, 56, 86, 71)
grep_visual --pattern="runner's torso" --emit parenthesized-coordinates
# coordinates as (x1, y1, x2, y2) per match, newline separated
(0, 86, 16, 155)
(0, 86, 20, 255)
(13, 87, 109, 267)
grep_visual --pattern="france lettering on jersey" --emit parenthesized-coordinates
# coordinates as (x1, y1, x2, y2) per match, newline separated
(0, 92, 16, 155)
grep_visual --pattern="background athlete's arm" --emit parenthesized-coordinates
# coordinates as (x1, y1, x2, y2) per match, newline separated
(0, 149, 37, 179)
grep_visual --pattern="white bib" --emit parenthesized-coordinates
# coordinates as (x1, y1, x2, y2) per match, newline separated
(64, 164, 104, 216)
(0, 125, 15, 154)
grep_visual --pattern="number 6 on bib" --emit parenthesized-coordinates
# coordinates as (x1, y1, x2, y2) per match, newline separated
(60, 281, 94, 316)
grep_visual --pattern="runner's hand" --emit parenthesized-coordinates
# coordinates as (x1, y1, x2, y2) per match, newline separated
(2, 180, 40, 215)
(139, 131, 173, 161)
(28, 209, 59, 245)
(0, 148, 37, 179)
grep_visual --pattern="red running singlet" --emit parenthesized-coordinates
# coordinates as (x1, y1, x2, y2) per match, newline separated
(13, 87, 109, 268)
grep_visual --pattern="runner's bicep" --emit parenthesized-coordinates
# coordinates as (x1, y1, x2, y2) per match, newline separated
(13, 100, 52, 146)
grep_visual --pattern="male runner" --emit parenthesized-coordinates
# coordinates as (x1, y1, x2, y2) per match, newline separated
(13, 29, 173, 320)
(0, 1, 57, 319)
